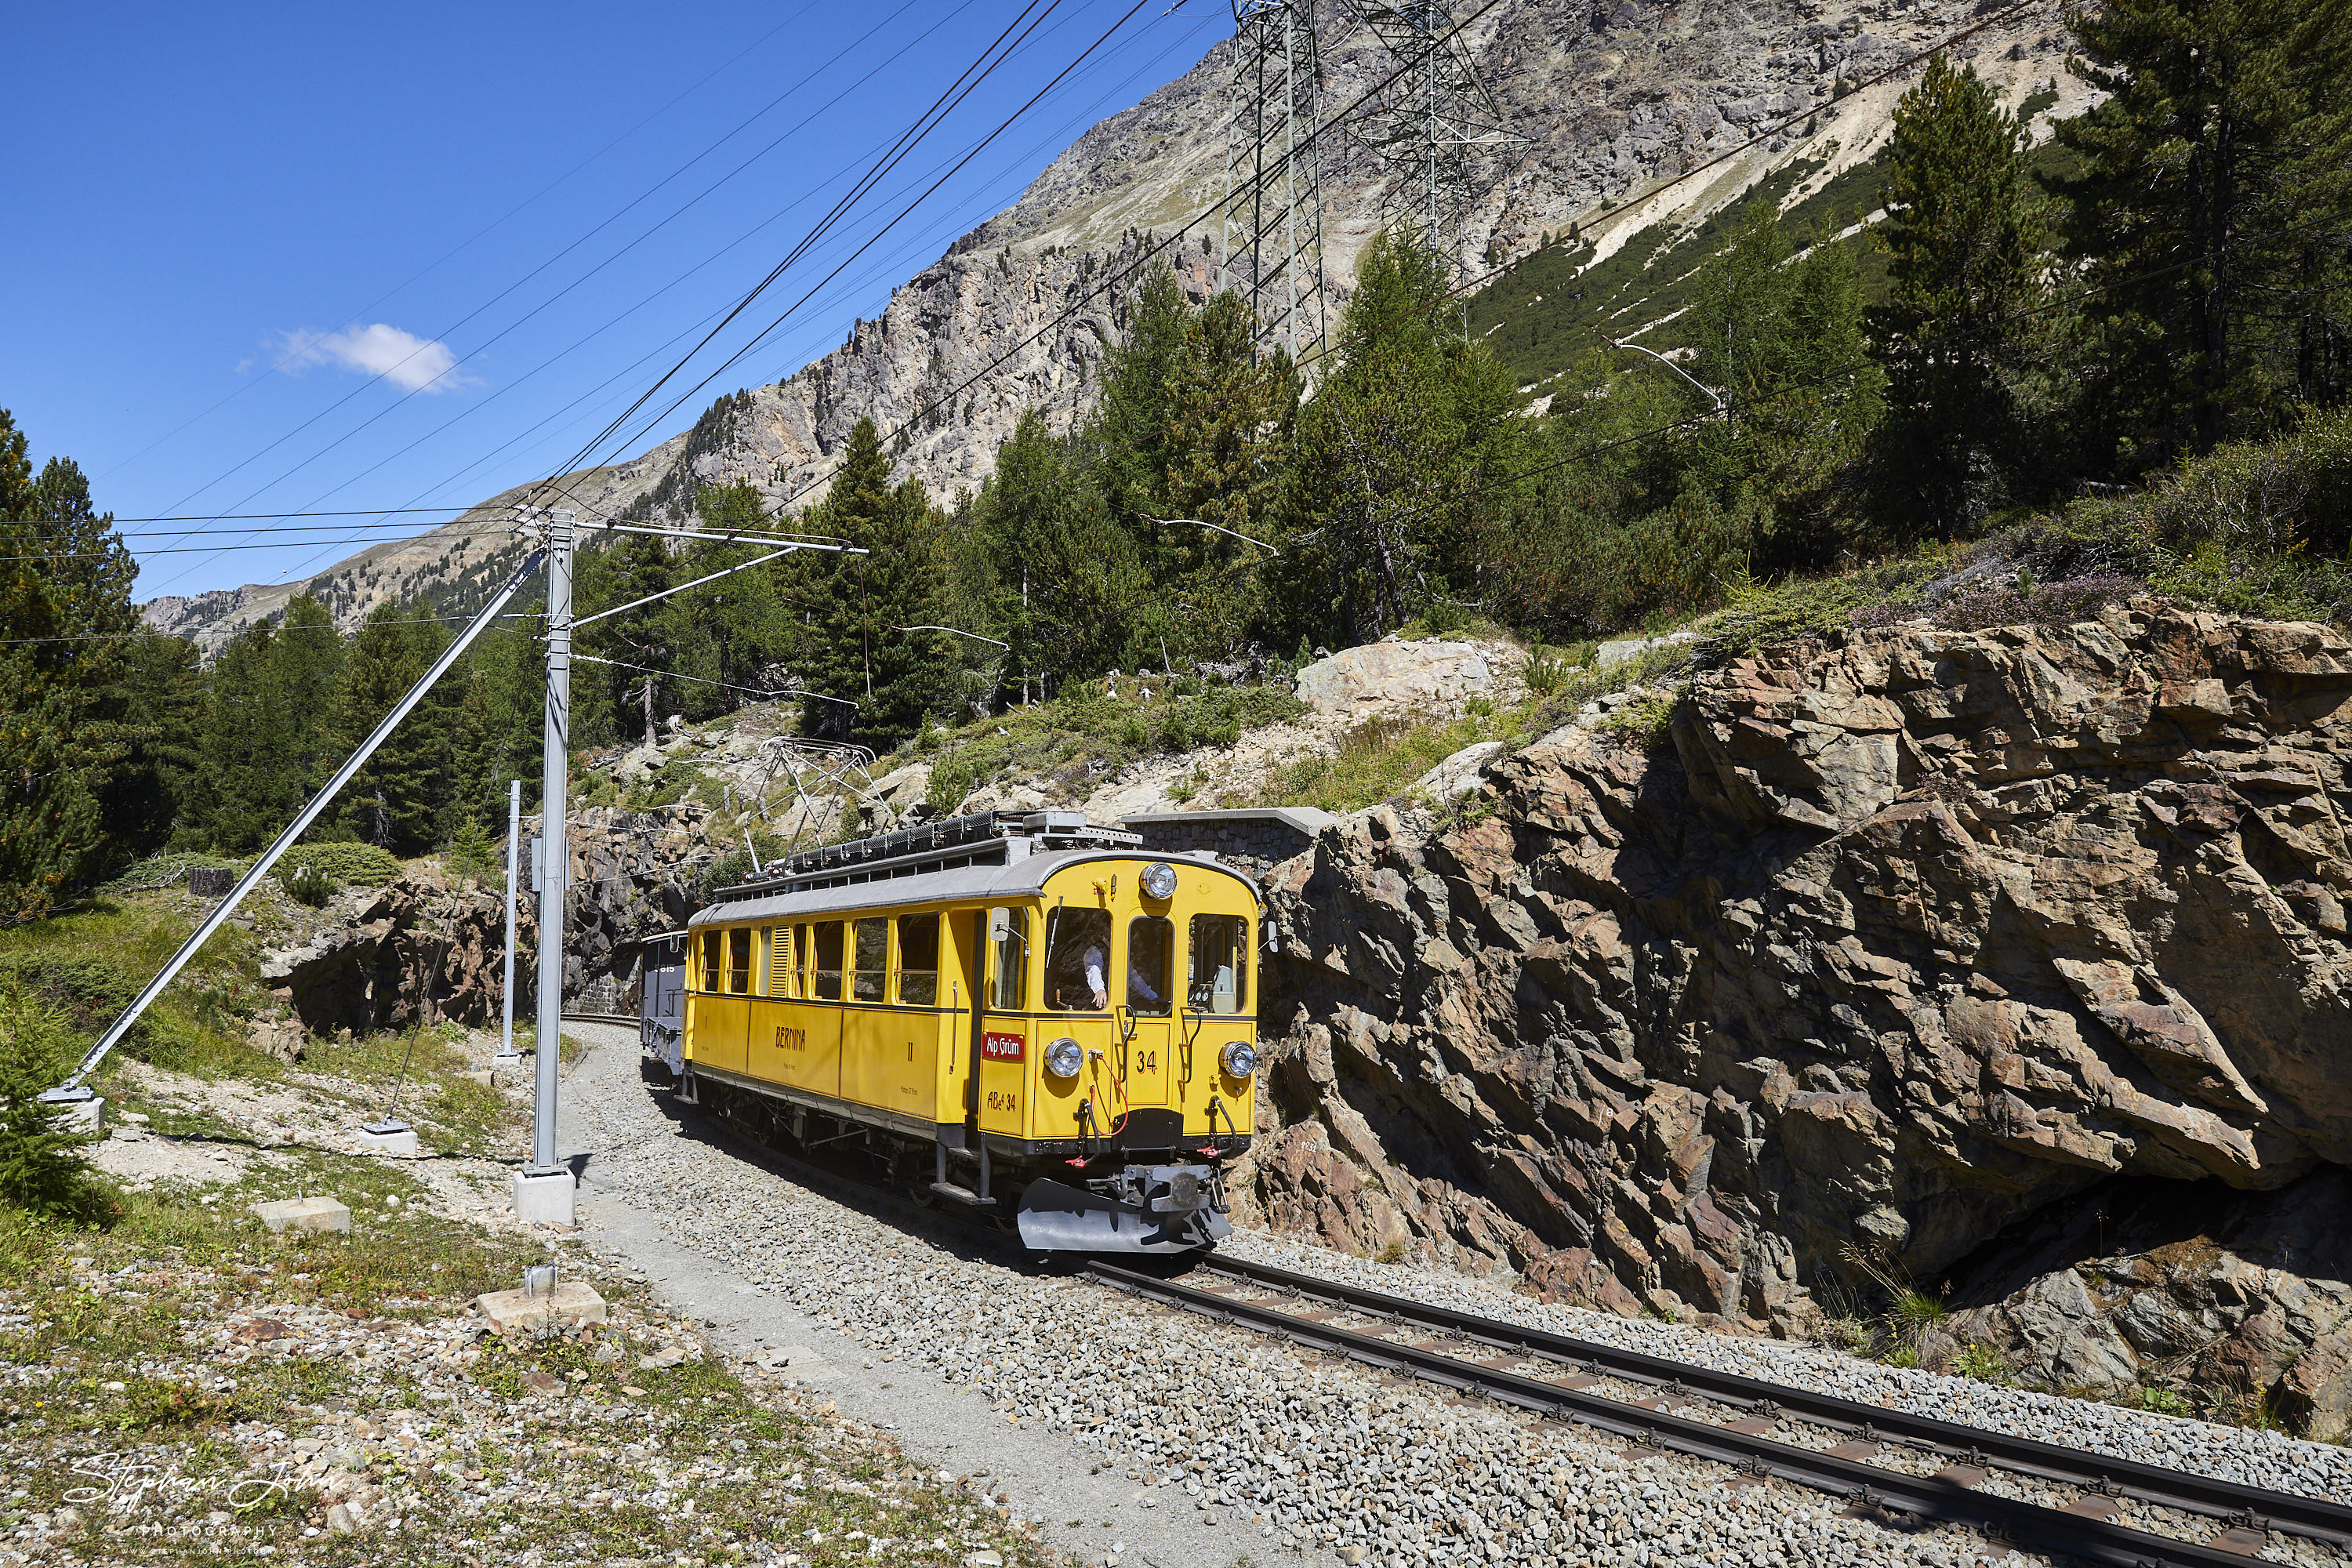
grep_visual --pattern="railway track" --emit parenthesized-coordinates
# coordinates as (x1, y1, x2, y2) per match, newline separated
(1085, 1253, 2352, 1568)
(662, 1076, 2350, 1568)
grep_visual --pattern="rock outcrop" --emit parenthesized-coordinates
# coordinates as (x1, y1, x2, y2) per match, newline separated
(1242, 604, 2352, 1424)
(1940, 1169, 2352, 1439)
(259, 803, 717, 1033)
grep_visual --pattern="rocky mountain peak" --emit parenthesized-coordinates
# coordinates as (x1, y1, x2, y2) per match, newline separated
(146, 0, 2076, 653)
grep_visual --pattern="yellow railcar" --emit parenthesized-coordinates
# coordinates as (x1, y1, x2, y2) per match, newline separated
(673, 811, 1260, 1252)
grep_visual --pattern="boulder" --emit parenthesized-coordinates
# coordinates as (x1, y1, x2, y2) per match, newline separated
(1294, 639, 1499, 717)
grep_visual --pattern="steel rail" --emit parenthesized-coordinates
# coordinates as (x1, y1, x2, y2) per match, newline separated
(648, 1066, 2343, 1566)
(1087, 1259, 2330, 1568)
(1189, 1254, 2351, 1550)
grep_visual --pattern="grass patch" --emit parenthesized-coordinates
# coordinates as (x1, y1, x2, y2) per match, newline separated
(0, 897, 282, 1083)
(898, 678, 1309, 810)
(296, 1025, 521, 1156)
(1248, 709, 1515, 815)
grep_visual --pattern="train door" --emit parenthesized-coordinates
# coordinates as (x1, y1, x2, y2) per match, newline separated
(977, 906, 1033, 1139)
(889, 912, 940, 1122)
(839, 916, 895, 1112)
(1119, 913, 1175, 1121)
(697, 925, 753, 1076)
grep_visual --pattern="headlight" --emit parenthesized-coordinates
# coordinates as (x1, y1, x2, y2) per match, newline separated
(1140, 860, 1178, 901)
(1044, 1037, 1084, 1080)
(1220, 1040, 1257, 1078)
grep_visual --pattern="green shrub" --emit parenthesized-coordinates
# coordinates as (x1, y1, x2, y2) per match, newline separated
(443, 815, 505, 887)
(1522, 644, 1584, 697)
(278, 863, 336, 908)
(1952, 1341, 2010, 1384)
(278, 842, 401, 885)
(1888, 1288, 1947, 1330)
(1597, 687, 1682, 750)
(925, 755, 978, 816)
(0, 954, 147, 1054)
(0, 985, 117, 1224)
(2133, 406, 2352, 559)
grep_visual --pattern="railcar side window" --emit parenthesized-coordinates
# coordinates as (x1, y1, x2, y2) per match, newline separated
(852, 917, 889, 1003)
(699, 931, 720, 992)
(728, 928, 752, 995)
(987, 907, 1027, 1011)
(897, 913, 939, 1006)
(768, 927, 790, 997)
(1044, 906, 1112, 1011)
(1127, 916, 1173, 1016)
(812, 922, 844, 1000)
(1189, 915, 1249, 1014)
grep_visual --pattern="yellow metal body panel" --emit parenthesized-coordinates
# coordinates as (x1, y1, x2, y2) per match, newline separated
(683, 854, 1259, 1142)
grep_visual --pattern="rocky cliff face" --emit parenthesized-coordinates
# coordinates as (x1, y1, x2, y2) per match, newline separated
(1240, 604, 2352, 1431)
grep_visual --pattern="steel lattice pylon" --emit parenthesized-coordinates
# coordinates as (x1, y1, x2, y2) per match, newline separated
(1224, 0, 1331, 361)
(1341, 0, 1523, 284)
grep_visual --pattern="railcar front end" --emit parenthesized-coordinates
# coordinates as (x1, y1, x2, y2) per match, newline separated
(670, 811, 1259, 1254)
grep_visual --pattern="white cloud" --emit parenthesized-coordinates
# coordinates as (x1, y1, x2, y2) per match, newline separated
(275, 323, 473, 394)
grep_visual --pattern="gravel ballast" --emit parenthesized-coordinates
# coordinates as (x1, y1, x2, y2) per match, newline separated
(1218, 1231, 2352, 1508)
(563, 1027, 2063, 1568)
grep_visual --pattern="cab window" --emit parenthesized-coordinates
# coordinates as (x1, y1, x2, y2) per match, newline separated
(898, 913, 939, 1006)
(699, 930, 720, 991)
(987, 907, 1028, 1010)
(811, 922, 844, 1000)
(852, 917, 890, 1003)
(1127, 916, 1173, 1016)
(1189, 915, 1249, 1014)
(1044, 906, 1112, 1011)
(727, 928, 752, 995)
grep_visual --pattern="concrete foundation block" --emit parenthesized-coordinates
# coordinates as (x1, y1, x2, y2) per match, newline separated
(476, 1279, 607, 1334)
(253, 1196, 351, 1234)
(45, 1094, 104, 1134)
(358, 1121, 419, 1158)
(512, 1167, 576, 1226)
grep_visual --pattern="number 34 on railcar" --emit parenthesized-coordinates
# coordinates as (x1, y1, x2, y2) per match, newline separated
(665, 811, 1260, 1252)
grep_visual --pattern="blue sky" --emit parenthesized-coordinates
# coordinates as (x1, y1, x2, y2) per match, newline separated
(4, 2, 1226, 603)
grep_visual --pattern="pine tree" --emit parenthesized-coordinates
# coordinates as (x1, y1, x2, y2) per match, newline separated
(794, 419, 947, 749)
(340, 602, 452, 854)
(1092, 278, 1299, 663)
(579, 524, 676, 749)
(194, 598, 347, 853)
(1682, 200, 1880, 575)
(0, 415, 162, 912)
(1274, 228, 1534, 647)
(2047, 0, 2352, 467)
(1867, 55, 2042, 535)
(665, 482, 795, 724)
(0, 984, 113, 1222)
(971, 412, 1145, 696)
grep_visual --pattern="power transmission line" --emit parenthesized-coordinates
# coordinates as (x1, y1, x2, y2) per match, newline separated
(93, 0, 829, 488)
(562, 0, 1165, 487)
(132, 0, 988, 588)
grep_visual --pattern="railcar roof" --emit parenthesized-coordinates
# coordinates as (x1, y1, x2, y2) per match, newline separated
(687, 848, 1258, 928)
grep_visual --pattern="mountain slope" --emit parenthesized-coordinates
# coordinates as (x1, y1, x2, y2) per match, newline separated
(143, 0, 2074, 652)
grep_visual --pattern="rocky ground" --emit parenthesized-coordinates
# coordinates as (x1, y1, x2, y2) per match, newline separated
(562, 1022, 2063, 1568)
